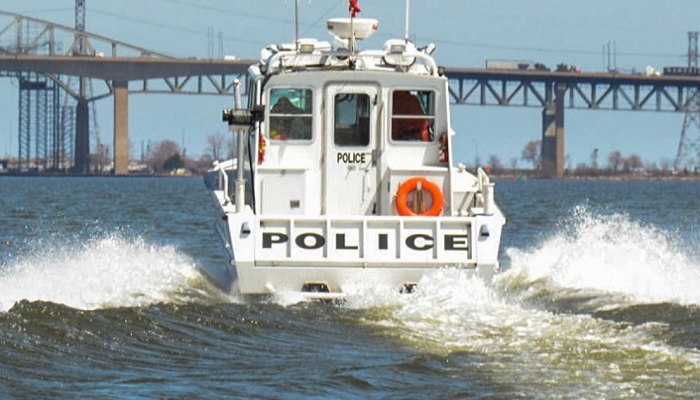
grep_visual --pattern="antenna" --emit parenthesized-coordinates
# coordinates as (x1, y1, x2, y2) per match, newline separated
(295, 0, 299, 50)
(289, 0, 312, 49)
(404, 0, 410, 42)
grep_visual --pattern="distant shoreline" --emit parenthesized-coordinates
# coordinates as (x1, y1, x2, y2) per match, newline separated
(0, 172, 195, 178)
(2, 170, 699, 181)
(491, 171, 700, 181)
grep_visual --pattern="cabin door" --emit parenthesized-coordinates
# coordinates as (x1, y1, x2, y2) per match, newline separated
(324, 84, 379, 215)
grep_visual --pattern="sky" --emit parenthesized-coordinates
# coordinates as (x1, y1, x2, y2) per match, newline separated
(1, 0, 699, 168)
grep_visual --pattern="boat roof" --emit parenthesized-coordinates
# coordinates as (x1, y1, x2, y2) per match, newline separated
(252, 18, 441, 78)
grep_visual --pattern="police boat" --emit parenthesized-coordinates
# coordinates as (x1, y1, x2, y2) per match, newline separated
(204, 5, 505, 299)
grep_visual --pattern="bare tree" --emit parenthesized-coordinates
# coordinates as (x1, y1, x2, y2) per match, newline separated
(521, 140, 541, 168)
(607, 150, 623, 171)
(574, 162, 588, 174)
(150, 140, 181, 173)
(509, 157, 518, 171)
(623, 154, 643, 172)
(659, 158, 672, 173)
(206, 132, 227, 161)
(488, 154, 502, 170)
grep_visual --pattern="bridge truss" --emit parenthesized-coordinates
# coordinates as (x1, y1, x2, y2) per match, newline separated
(444, 68, 700, 176)
(0, 10, 247, 173)
(445, 68, 700, 113)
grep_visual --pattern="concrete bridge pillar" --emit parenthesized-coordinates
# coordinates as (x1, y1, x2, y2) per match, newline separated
(541, 83, 566, 178)
(113, 80, 129, 175)
(74, 98, 90, 174)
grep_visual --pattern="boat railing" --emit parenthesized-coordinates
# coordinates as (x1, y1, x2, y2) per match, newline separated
(477, 168, 495, 215)
(212, 159, 237, 205)
(264, 48, 439, 76)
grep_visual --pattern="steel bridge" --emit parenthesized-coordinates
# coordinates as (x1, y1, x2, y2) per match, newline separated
(445, 68, 700, 176)
(2, 10, 700, 176)
(0, 10, 250, 174)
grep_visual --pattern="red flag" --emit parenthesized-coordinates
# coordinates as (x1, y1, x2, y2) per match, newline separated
(349, 0, 361, 18)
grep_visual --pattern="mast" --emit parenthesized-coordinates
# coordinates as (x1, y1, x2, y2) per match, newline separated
(348, 0, 361, 54)
(404, 0, 410, 42)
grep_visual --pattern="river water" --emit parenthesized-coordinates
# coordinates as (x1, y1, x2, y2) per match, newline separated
(1, 176, 700, 399)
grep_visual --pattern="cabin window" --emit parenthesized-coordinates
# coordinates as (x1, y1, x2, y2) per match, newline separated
(268, 88, 313, 140)
(391, 90, 435, 142)
(334, 93, 371, 147)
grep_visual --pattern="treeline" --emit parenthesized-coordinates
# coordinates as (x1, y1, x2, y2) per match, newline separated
(138, 139, 214, 175)
(143, 132, 237, 175)
(148, 136, 698, 177)
(477, 140, 698, 178)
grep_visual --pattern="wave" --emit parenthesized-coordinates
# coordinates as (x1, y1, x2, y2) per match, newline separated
(0, 233, 227, 312)
(499, 206, 700, 310)
(331, 207, 700, 397)
(343, 267, 700, 398)
(2, 205, 699, 397)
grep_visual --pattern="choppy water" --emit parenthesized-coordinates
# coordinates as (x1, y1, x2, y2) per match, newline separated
(1, 176, 700, 399)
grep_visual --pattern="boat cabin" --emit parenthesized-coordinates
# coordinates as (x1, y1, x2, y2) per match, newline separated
(258, 73, 449, 216)
(231, 23, 481, 220)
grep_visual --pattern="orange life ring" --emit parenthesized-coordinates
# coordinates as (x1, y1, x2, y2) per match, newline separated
(395, 177, 444, 216)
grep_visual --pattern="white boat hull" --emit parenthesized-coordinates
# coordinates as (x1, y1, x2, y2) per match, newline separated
(207, 189, 504, 296)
